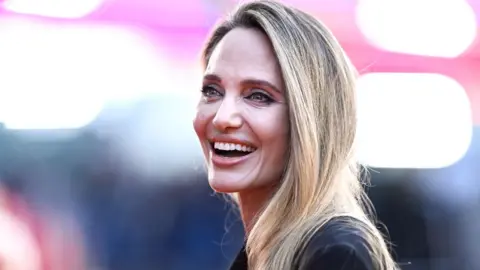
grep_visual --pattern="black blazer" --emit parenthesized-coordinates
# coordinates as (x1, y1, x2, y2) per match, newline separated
(229, 217, 375, 270)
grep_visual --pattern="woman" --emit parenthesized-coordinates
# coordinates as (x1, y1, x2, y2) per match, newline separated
(193, 1, 399, 269)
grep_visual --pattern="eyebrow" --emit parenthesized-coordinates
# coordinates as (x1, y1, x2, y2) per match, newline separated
(203, 73, 282, 93)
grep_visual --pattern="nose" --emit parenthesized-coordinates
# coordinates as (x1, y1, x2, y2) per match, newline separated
(212, 97, 243, 132)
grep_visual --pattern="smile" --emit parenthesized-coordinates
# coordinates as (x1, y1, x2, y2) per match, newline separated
(212, 142, 256, 156)
(209, 141, 257, 166)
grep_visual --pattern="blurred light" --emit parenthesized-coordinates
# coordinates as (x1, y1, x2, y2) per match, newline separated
(0, 18, 173, 130)
(356, 0, 477, 58)
(0, 207, 41, 270)
(3, 0, 103, 19)
(114, 94, 203, 180)
(356, 73, 472, 169)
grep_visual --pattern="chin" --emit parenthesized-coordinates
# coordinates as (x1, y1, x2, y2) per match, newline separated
(208, 177, 251, 193)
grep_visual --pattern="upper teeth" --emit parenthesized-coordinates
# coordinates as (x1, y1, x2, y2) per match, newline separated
(214, 142, 255, 152)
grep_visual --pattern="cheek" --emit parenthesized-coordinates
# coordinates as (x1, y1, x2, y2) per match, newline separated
(193, 105, 211, 140)
(249, 108, 289, 151)
(266, 111, 289, 160)
(193, 113, 205, 139)
(270, 124, 289, 159)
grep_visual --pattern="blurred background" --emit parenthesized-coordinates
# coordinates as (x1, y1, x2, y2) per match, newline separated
(0, 0, 478, 269)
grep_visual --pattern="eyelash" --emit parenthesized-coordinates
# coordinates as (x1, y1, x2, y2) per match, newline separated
(200, 85, 221, 98)
(246, 92, 274, 104)
(200, 85, 274, 105)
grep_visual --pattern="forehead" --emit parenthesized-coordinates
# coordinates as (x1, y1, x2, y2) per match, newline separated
(206, 27, 283, 88)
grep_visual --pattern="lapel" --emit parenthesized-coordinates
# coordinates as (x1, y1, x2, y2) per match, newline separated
(229, 245, 248, 270)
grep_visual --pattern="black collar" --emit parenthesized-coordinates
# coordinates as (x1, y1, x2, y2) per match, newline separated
(229, 245, 248, 270)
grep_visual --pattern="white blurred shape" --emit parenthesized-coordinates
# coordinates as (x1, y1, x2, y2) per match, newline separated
(356, 73, 472, 168)
(0, 18, 170, 129)
(0, 207, 41, 270)
(113, 94, 203, 180)
(355, 0, 477, 57)
(3, 0, 103, 19)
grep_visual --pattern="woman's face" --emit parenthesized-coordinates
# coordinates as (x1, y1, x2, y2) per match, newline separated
(193, 27, 289, 193)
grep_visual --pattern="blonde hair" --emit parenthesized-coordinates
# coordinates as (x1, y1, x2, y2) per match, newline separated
(202, 1, 398, 269)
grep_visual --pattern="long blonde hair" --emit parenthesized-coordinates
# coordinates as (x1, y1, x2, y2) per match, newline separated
(202, 1, 398, 269)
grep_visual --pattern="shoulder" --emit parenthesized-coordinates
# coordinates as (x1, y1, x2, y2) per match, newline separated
(296, 216, 375, 270)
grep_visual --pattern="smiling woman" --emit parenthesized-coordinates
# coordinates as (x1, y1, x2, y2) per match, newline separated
(194, 26, 288, 194)
(192, 1, 399, 270)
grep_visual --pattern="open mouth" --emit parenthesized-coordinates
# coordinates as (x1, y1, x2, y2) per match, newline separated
(210, 141, 256, 158)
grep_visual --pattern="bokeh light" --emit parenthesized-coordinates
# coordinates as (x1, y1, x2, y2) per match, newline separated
(356, 0, 477, 57)
(357, 73, 472, 168)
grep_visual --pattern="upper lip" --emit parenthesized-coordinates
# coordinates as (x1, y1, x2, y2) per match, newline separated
(209, 135, 257, 148)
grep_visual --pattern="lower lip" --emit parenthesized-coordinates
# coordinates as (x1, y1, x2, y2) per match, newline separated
(211, 151, 255, 167)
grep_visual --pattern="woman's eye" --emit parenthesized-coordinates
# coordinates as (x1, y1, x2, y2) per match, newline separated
(201, 85, 221, 98)
(247, 92, 274, 104)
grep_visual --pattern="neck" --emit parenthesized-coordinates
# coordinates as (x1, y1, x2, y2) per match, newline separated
(237, 185, 276, 236)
